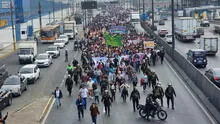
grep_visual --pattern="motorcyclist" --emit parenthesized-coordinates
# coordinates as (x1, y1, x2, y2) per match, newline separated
(145, 93, 158, 118)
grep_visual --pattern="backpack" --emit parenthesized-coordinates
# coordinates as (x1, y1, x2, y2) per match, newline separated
(154, 88, 160, 97)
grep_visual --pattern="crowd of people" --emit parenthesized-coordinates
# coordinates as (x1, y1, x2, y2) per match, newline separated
(54, 4, 176, 124)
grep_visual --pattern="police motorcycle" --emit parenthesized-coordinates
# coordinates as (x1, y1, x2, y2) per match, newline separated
(138, 94, 167, 121)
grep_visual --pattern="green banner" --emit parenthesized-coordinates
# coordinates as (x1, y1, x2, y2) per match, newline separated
(104, 33, 123, 47)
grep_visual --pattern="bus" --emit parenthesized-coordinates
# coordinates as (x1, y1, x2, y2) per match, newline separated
(40, 25, 60, 43)
(160, 11, 168, 20)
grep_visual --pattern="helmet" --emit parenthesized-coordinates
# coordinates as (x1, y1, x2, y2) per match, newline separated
(157, 82, 162, 86)
(105, 90, 108, 93)
(168, 83, 172, 86)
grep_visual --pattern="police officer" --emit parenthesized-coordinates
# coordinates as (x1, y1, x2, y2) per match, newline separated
(130, 87, 140, 112)
(165, 83, 176, 109)
(65, 75, 73, 96)
(153, 82, 164, 107)
(101, 90, 113, 116)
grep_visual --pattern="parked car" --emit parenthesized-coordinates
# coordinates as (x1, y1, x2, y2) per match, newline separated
(200, 20, 210, 27)
(18, 64, 40, 84)
(35, 53, 52, 67)
(165, 34, 172, 44)
(158, 29, 168, 37)
(159, 20, 165, 25)
(54, 39, 65, 48)
(187, 49, 207, 68)
(0, 65, 8, 88)
(204, 68, 220, 88)
(57, 34, 69, 44)
(46, 46, 60, 58)
(1, 75, 27, 96)
(0, 89, 13, 110)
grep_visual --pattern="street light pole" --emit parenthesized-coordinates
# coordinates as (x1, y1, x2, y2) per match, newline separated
(53, 0, 55, 22)
(142, 0, 145, 14)
(152, 0, 154, 29)
(171, 0, 175, 54)
(10, 0, 16, 51)
(38, 1, 42, 30)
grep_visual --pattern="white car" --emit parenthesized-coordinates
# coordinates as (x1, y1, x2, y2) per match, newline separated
(54, 39, 65, 48)
(57, 35, 69, 44)
(35, 53, 52, 67)
(1, 75, 27, 96)
(18, 64, 40, 84)
(46, 46, 60, 58)
(165, 34, 172, 44)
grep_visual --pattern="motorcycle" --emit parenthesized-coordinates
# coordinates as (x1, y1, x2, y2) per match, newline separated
(138, 99, 167, 121)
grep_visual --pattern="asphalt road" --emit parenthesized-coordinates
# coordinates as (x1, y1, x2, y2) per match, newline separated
(136, 18, 220, 72)
(0, 36, 82, 116)
(44, 58, 216, 124)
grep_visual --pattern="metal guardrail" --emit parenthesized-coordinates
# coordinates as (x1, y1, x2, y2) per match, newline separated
(141, 22, 220, 116)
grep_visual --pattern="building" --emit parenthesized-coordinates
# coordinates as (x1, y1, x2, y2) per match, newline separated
(0, 0, 69, 29)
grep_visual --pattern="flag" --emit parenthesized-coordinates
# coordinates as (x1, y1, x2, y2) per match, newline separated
(104, 33, 123, 47)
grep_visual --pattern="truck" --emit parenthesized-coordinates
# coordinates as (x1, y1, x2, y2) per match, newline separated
(18, 41, 37, 64)
(199, 36, 218, 55)
(174, 17, 198, 42)
(64, 21, 76, 39)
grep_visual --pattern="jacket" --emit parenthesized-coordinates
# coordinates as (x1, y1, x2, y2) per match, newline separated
(76, 98, 85, 110)
(65, 78, 73, 88)
(90, 105, 100, 116)
(54, 89, 63, 98)
(101, 94, 112, 106)
(165, 86, 176, 98)
(130, 90, 140, 100)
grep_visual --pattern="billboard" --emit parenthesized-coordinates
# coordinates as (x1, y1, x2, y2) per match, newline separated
(81, 1, 97, 10)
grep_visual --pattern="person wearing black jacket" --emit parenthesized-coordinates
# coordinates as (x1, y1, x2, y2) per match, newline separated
(53, 87, 63, 108)
(65, 75, 73, 96)
(130, 87, 140, 112)
(165, 83, 176, 110)
(0, 112, 8, 124)
(101, 90, 113, 116)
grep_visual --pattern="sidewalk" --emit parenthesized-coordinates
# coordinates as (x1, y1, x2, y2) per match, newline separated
(0, 43, 17, 60)
(7, 96, 49, 124)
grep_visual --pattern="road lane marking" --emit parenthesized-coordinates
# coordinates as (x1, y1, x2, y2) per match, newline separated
(166, 59, 217, 124)
(41, 44, 81, 124)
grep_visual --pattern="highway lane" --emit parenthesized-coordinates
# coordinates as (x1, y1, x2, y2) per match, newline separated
(44, 60, 216, 124)
(137, 18, 220, 72)
(0, 39, 82, 116)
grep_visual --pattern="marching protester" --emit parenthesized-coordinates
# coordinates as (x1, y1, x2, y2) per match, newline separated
(53, 87, 63, 108)
(79, 85, 89, 109)
(76, 95, 86, 121)
(90, 103, 100, 124)
(65, 49, 68, 62)
(165, 83, 176, 109)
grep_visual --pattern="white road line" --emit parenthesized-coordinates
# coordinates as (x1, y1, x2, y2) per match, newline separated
(41, 45, 81, 124)
(166, 60, 217, 124)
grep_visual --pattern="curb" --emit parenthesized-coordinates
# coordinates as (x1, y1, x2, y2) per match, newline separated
(39, 96, 54, 122)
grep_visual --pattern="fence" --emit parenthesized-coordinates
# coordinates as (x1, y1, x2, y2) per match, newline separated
(141, 22, 220, 116)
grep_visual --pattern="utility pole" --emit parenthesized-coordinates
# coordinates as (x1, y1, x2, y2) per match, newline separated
(142, 0, 145, 14)
(53, 0, 55, 22)
(171, 0, 175, 55)
(49, 11, 51, 23)
(61, 1, 63, 21)
(138, 0, 141, 15)
(10, 0, 16, 51)
(152, 0, 154, 29)
(38, 1, 42, 30)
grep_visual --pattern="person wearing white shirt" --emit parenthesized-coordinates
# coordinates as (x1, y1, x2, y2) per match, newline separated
(79, 86, 89, 109)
